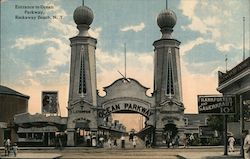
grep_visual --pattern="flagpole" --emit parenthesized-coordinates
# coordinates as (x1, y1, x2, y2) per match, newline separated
(124, 43, 127, 79)
(243, 17, 245, 60)
(225, 54, 228, 72)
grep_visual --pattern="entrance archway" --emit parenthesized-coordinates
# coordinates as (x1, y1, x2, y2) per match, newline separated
(98, 78, 155, 127)
(97, 78, 155, 146)
(74, 121, 91, 146)
(164, 123, 178, 147)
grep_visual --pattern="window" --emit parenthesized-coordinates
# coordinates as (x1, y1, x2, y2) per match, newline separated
(166, 47, 174, 95)
(184, 118, 188, 126)
(79, 45, 87, 94)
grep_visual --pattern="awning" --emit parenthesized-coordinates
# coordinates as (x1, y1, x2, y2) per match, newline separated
(17, 126, 59, 133)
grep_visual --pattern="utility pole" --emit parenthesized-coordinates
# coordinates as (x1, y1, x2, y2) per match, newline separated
(240, 95, 244, 157)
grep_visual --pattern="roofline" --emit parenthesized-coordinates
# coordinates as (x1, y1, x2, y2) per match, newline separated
(0, 85, 30, 99)
(103, 77, 150, 90)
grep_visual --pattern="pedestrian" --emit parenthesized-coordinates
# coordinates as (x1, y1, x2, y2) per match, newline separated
(173, 135, 179, 148)
(228, 136, 235, 152)
(166, 133, 171, 148)
(244, 129, 250, 159)
(6, 138, 11, 156)
(99, 136, 104, 148)
(92, 135, 97, 147)
(3, 139, 7, 156)
(13, 143, 18, 157)
(113, 137, 117, 147)
(129, 132, 133, 142)
(182, 135, 187, 148)
(133, 137, 137, 148)
(189, 134, 195, 146)
(108, 137, 112, 148)
(145, 135, 149, 148)
(121, 134, 125, 148)
(86, 134, 91, 146)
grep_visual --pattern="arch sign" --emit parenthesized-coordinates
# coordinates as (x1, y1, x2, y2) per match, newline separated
(98, 100, 153, 118)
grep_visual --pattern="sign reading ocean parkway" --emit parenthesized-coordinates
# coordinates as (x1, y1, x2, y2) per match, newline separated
(98, 102, 153, 118)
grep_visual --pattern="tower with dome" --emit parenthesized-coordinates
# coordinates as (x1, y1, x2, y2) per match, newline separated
(153, 5, 185, 145)
(66, 2, 98, 146)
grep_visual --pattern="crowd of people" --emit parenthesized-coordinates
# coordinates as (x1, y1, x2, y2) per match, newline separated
(1, 129, 249, 158)
(98, 132, 139, 149)
(163, 133, 195, 148)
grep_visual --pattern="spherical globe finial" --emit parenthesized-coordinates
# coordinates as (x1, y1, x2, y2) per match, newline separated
(73, 4, 94, 37)
(73, 5, 94, 26)
(157, 9, 177, 30)
(157, 9, 177, 39)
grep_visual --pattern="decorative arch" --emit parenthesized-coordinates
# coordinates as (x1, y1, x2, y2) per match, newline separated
(97, 78, 155, 126)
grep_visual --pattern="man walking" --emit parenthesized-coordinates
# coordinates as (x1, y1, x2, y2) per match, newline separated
(228, 135, 235, 152)
(6, 138, 11, 156)
(121, 134, 125, 148)
(244, 129, 250, 159)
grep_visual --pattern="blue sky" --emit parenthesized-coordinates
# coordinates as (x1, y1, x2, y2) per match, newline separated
(1, 0, 250, 130)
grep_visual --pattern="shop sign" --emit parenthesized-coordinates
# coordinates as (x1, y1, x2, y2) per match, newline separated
(198, 95, 235, 114)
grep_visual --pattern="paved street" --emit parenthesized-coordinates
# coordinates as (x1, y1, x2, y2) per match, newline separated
(0, 146, 243, 159)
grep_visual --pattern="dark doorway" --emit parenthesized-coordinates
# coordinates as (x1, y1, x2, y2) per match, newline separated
(164, 123, 178, 147)
(4, 129, 11, 140)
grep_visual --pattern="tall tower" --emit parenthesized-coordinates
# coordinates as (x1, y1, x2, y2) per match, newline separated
(153, 5, 185, 145)
(67, 3, 98, 146)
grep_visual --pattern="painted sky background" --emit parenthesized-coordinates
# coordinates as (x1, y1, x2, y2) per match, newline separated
(1, 0, 250, 131)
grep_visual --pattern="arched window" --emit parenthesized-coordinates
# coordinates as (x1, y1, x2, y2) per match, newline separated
(79, 45, 87, 94)
(166, 47, 174, 96)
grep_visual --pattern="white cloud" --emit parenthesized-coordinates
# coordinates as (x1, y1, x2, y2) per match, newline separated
(89, 27, 102, 39)
(179, 0, 197, 19)
(217, 43, 236, 52)
(203, 16, 221, 27)
(96, 48, 120, 64)
(181, 37, 212, 56)
(12, 38, 47, 49)
(44, 1, 67, 17)
(120, 22, 145, 32)
(48, 19, 77, 38)
(12, 37, 70, 68)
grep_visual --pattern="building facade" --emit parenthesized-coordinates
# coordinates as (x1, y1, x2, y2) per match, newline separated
(0, 85, 29, 146)
(217, 57, 250, 138)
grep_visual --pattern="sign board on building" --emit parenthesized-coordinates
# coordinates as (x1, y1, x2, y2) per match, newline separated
(197, 95, 236, 114)
(199, 126, 216, 138)
(41, 91, 58, 114)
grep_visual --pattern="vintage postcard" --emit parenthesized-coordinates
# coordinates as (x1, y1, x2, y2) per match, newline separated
(0, 0, 249, 158)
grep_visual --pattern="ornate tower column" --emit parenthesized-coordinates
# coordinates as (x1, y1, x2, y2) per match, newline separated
(153, 7, 185, 146)
(67, 3, 98, 146)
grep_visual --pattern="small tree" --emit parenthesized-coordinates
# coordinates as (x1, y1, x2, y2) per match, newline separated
(207, 115, 224, 144)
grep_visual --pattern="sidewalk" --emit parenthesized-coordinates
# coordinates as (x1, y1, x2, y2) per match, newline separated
(177, 151, 242, 159)
(0, 153, 62, 159)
